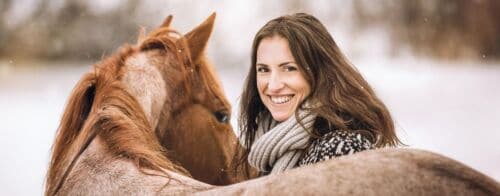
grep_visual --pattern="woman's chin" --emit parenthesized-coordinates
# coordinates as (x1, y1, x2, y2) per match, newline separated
(271, 112, 292, 122)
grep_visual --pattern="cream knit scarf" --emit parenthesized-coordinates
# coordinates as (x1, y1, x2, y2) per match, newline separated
(248, 110, 316, 174)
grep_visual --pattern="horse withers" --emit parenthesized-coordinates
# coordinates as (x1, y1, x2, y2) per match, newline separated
(45, 13, 240, 195)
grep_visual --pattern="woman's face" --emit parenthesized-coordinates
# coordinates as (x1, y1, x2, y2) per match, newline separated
(256, 36, 311, 122)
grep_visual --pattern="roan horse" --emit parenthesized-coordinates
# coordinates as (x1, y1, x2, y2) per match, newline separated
(201, 148, 500, 195)
(45, 13, 241, 195)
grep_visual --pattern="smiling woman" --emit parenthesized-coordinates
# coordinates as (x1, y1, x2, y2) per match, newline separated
(234, 13, 403, 177)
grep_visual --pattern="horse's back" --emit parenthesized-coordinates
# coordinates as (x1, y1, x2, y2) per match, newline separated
(56, 137, 154, 195)
(199, 148, 500, 196)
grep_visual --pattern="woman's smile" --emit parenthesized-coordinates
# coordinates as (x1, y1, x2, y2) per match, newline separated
(269, 95, 294, 104)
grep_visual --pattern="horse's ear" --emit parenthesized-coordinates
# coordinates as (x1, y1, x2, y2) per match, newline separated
(160, 15, 173, 28)
(136, 26, 147, 45)
(185, 12, 216, 61)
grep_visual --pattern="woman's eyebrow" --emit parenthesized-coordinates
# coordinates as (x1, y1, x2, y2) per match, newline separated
(278, 61, 296, 67)
(256, 61, 296, 67)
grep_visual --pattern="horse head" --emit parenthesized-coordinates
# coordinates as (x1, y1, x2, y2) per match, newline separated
(46, 13, 238, 195)
(137, 13, 239, 185)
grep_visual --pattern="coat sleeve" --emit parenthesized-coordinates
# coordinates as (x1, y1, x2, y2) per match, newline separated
(297, 130, 374, 166)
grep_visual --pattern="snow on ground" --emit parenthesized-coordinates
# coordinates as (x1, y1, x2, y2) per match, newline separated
(0, 58, 499, 195)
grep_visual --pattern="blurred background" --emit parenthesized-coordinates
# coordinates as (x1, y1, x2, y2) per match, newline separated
(0, 0, 499, 195)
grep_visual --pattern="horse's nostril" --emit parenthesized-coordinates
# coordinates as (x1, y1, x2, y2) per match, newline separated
(214, 111, 229, 124)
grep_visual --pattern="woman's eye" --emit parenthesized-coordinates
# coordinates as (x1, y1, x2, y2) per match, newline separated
(257, 67, 269, 73)
(284, 66, 298, 72)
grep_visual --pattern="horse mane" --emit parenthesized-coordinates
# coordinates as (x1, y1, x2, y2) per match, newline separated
(45, 37, 190, 195)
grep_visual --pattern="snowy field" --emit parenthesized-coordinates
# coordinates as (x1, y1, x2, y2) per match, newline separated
(0, 58, 499, 195)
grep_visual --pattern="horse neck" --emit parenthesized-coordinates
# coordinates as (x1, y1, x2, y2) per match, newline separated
(57, 135, 212, 195)
(50, 82, 186, 195)
(92, 90, 191, 175)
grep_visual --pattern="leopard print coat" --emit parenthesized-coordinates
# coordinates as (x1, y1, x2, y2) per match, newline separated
(298, 130, 374, 166)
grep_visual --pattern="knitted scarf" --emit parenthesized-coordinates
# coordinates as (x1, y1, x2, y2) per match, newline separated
(248, 110, 316, 174)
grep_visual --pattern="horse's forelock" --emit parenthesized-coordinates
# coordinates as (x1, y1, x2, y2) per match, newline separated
(139, 27, 181, 52)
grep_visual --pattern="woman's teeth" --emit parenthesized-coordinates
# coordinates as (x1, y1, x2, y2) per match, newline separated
(270, 95, 293, 104)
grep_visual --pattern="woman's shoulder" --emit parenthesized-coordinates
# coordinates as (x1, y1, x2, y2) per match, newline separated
(298, 130, 374, 166)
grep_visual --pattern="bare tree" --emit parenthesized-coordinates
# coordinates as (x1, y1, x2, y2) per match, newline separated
(1, 0, 143, 60)
(0, 0, 12, 56)
(352, 0, 500, 60)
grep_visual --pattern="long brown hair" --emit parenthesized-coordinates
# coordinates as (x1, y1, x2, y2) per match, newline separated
(235, 13, 403, 176)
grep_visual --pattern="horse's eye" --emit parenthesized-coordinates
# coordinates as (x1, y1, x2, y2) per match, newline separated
(214, 110, 229, 124)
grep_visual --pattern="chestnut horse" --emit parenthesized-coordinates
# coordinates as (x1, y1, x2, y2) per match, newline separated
(45, 13, 240, 195)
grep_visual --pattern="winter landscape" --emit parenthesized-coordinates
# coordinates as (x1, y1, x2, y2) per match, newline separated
(0, 0, 498, 195)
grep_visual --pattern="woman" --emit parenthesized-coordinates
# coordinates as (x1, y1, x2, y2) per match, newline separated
(235, 13, 402, 177)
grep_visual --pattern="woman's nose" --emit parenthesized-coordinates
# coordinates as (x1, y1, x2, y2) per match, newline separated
(267, 72, 284, 92)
